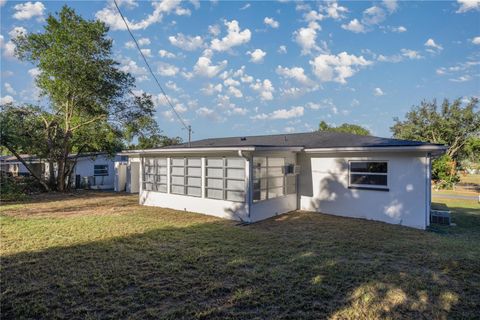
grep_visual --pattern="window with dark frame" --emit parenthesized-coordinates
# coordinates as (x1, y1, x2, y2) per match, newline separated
(349, 161, 388, 189)
(94, 164, 109, 176)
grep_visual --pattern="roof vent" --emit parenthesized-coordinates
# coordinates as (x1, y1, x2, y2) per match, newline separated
(240, 137, 247, 141)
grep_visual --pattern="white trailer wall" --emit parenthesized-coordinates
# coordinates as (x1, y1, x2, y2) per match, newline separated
(298, 151, 429, 229)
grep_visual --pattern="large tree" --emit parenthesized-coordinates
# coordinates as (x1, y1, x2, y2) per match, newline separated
(391, 98, 479, 160)
(318, 121, 371, 136)
(1, 6, 159, 191)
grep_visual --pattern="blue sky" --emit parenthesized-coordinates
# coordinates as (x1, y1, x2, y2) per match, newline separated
(1, 0, 479, 141)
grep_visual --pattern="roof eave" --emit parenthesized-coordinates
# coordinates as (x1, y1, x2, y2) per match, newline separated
(304, 145, 447, 154)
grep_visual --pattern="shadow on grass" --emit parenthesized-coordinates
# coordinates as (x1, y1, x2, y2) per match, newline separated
(2, 212, 479, 319)
(430, 202, 480, 237)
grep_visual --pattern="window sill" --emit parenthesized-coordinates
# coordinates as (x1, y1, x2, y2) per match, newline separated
(348, 186, 389, 192)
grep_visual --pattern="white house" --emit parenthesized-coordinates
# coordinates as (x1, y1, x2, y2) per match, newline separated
(1, 153, 117, 190)
(116, 131, 446, 229)
(71, 153, 117, 189)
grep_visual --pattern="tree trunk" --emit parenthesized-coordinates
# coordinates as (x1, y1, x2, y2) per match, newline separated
(3, 143, 50, 191)
(48, 160, 56, 190)
(57, 157, 66, 192)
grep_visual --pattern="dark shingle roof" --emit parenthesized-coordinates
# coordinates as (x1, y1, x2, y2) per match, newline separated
(162, 131, 442, 149)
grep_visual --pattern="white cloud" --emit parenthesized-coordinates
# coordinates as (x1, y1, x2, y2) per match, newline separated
(276, 65, 314, 86)
(240, 3, 251, 10)
(208, 24, 221, 37)
(159, 49, 176, 58)
(450, 75, 473, 82)
(168, 33, 204, 51)
(248, 49, 266, 63)
(0, 95, 14, 104)
(362, 6, 386, 25)
(294, 22, 323, 55)
(0, 36, 16, 59)
(201, 83, 223, 95)
(377, 48, 423, 62)
(140, 48, 152, 57)
(119, 57, 149, 81)
(401, 48, 423, 59)
(391, 25, 407, 32)
(251, 106, 304, 120)
(264, 17, 279, 28)
(165, 80, 181, 92)
(424, 38, 443, 52)
(383, 0, 398, 13)
(310, 52, 372, 84)
(13, 1, 45, 20)
(341, 19, 366, 33)
(0, 0, 6, 7)
(193, 56, 227, 77)
(157, 62, 179, 76)
(96, 0, 190, 31)
(137, 37, 151, 46)
(4, 83, 16, 95)
(227, 86, 243, 98)
(373, 87, 385, 96)
(472, 36, 480, 45)
(250, 79, 275, 101)
(456, 0, 480, 13)
(321, 1, 348, 20)
(28, 67, 41, 77)
(196, 107, 224, 122)
(211, 20, 251, 52)
(1, 27, 29, 60)
(125, 41, 135, 49)
(278, 45, 287, 54)
(8, 26, 27, 39)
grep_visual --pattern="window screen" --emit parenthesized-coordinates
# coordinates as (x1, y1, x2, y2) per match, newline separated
(205, 157, 245, 202)
(143, 158, 167, 192)
(349, 161, 388, 188)
(252, 157, 295, 202)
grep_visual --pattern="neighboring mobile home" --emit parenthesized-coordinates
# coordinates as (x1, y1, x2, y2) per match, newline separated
(121, 131, 445, 229)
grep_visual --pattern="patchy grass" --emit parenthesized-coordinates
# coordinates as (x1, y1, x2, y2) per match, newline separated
(460, 174, 480, 185)
(1, 192, 479, 319)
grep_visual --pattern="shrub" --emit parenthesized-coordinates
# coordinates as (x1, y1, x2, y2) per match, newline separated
(432, 154, 460, 189)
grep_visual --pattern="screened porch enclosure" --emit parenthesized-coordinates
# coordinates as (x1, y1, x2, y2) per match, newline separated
(139, 151, 299, 222)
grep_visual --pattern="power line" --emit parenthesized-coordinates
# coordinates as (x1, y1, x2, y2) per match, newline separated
(113, 0, 192, 145)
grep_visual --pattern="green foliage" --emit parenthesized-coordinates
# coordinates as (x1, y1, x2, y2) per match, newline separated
(391, 98, 480, 160)
(392, 97, 479, 189)
(0, 172, 44, 201)
(134, 135, 183, 149)
(2, 6, 161, 191)
(318, 121, 371, 136)
(432, 154, 460, 189)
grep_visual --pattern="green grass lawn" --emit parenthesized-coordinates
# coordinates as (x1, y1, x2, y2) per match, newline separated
(1, 192, 479, 319)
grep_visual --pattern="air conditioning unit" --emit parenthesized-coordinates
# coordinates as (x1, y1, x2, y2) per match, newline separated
(284, 164, 301, 175)
(293, 165, 301, 175)
(430, 210, 451, 225)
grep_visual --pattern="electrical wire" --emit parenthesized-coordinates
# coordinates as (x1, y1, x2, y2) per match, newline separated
(113, 0, 191, 136)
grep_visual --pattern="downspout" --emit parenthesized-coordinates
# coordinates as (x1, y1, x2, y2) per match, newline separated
(425, 153, 431, 229)
(238, 150, 252, 222)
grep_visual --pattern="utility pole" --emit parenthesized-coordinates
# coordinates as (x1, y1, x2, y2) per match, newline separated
(188, 125, 192, 147)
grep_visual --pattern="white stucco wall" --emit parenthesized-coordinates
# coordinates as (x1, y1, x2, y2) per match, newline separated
(250, 194, 297, 222)
(298, 151, 429, 229)
(140, 191, 249, 221)
(74, 155, 115, 189)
